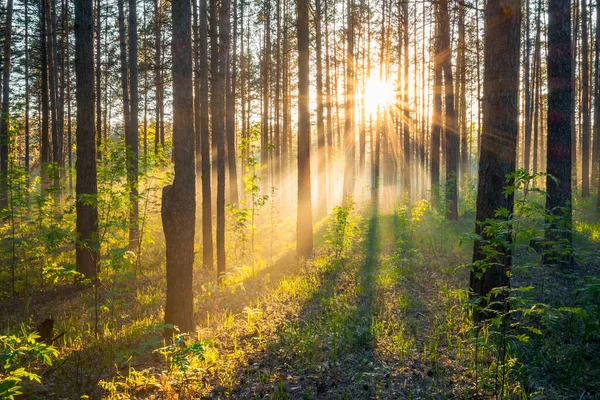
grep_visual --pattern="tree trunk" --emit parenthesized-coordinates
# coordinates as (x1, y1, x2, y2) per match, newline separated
(439, 0, 458, 220)
(342, 0, 355, 201)
(470, 0, 521, 321)
(225, 0, 238, 205)
(128, 0, 140, 249)
(74, 0, 100, 278)
(581, 0, 591, 197)
(199, 0, 213, 269)
(524, 0, 532, 172)
(95, 0, 102, 159)
(216, 0, 228, 281)
(315, 0, 326, 215)
(431, 3, 442, 202)
(0, 0, 13, 210)
(163, 0, 196, 333)
(545, 0, 573, 263)
(40, 0, 50, 190)
(297, 0, 313, 256)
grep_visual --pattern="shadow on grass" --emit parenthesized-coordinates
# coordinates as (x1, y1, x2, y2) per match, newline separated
(213, 200, 384, 399)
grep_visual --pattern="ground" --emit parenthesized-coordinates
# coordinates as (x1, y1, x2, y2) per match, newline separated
(1, 193, 600, 399)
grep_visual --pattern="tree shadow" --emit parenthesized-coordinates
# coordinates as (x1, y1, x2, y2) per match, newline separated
(214, 201, 386, 399)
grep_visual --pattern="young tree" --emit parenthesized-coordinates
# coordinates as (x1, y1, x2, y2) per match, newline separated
(544, 0, 573, 263)
(74, 0, 100, 278)
(162, 0, 196, 333)
(297, 0, 313, 256)
(470, 0, 521, 321)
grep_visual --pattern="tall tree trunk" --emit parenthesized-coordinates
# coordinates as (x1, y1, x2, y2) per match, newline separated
(572, 0, 579, 190)
(226, 0, 238, 205)
(0, 0, 13, 209)
(470, 0, 521, 321)
(316, 0, 326, 214)
(261, 0, 271, 190)
(545, 0, 573, 262)
(458, 1, 468, 180)
(154, 0, 162, 155)
(128, 0, 140, 249)
(46, 0, 59, 189)
(431, 3, 442, 202)
(95, 0, 102, 159)
(581, 0, 591, 197)
(401, 0, 410, 201)
(25, 0, 30, 182)
(439, 0, 459, 220)
(163, 0, 196, 333)
(524, 0, 532, 172)
(118, 0, 130, 159)
(40, 0, 50, 190)
(199, 0, 213, 269)
(216, 0, 228, 281)
(594, 0, 600, 191)
(342, 0, 355, 201)
(74, 0, 100, 278)
(297, 0, 313, 255)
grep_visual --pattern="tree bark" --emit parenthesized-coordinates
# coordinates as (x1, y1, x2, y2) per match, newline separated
(315, 0, 326, 215)
(0, 0, 13, 210)
(163, 0, 196, 333)
(581, 0, 591, 197)
(545, 0, 573, 263)
(470, 0, 521, 321)
(128, 0, 140, 248)
(297, 0, 313, 256)
(74, 0, 100, 279)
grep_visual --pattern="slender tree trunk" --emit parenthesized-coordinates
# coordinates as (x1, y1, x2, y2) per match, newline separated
(40, 0, 50, 190)
(95, 0, 102, 159)
(128, 0, 140, 248)
(572, 0, 579, 190)
(118, 0, 130, 158)
(316, 0, 326, 214)
(470, 0, 521, 321)
(545, 0, 573, 263)
(216, 0, 228, 281)
(154, 0, 162, 155)
(594, 0, 600, 190)
(261, 1, 271, 190)
(342, 0, 355, 201)
(431, 3, 442, 201)
(163, 0, 196, 334)
(524, 0, 532, 172)
(46, 0, 59, 189)
(402, 0, 410, 201)
(0, 0, 13, 210)
(225, 0, 238, 205)
(439, 0, 459, 220)
(74, 0, 100, 278)
(582, 0, 591, 196)
(458, 1, 467, 180)
(25, 0, 30, 183)
(199, 0, 213, 269)
(297, 0, 313, 255)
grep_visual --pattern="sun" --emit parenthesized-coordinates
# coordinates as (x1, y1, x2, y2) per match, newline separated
(364, 76, 395, 114)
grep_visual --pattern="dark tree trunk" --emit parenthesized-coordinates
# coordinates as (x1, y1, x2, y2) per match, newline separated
(0, 0, 13, 210)
(118, 0, 130, 159)
(225, 0, 238, 205)
(315, 0, 326, 215)
(581, 0, 591, 197)
(594, 0, 600, 192)
(95, 0, 102, 159)
(163, 0, 196, 333)
(524, 0, 532, 172)
(261, 0, 270, 189)
(216, 0, 228, 281)
(199, 0, 213, 269)
(439, 0, 459, 220)
(458, 1, 468, 180)
(25, 0, 30, 180)
(470, 0, 521, 321)
(545, 0, 573, 263)
(128, 0, 140, 249)
(431, 4, 442, 202)
(40, 0, 50, 190)
(297, 0, 313, 256)
(342, 0, 355, 201)
(74, 0, 100, 278)
(46, 0, 59, 189)
(401, 0, 410, 201)
(154, 0, 162, 155)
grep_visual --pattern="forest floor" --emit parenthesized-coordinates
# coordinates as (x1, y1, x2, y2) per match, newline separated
(2, 193, 600, 399)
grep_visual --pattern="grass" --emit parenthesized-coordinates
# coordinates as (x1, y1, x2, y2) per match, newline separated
(2, 177, 600, 398)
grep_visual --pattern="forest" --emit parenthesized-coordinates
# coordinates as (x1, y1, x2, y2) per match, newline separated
(0, 0, 599, 396)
